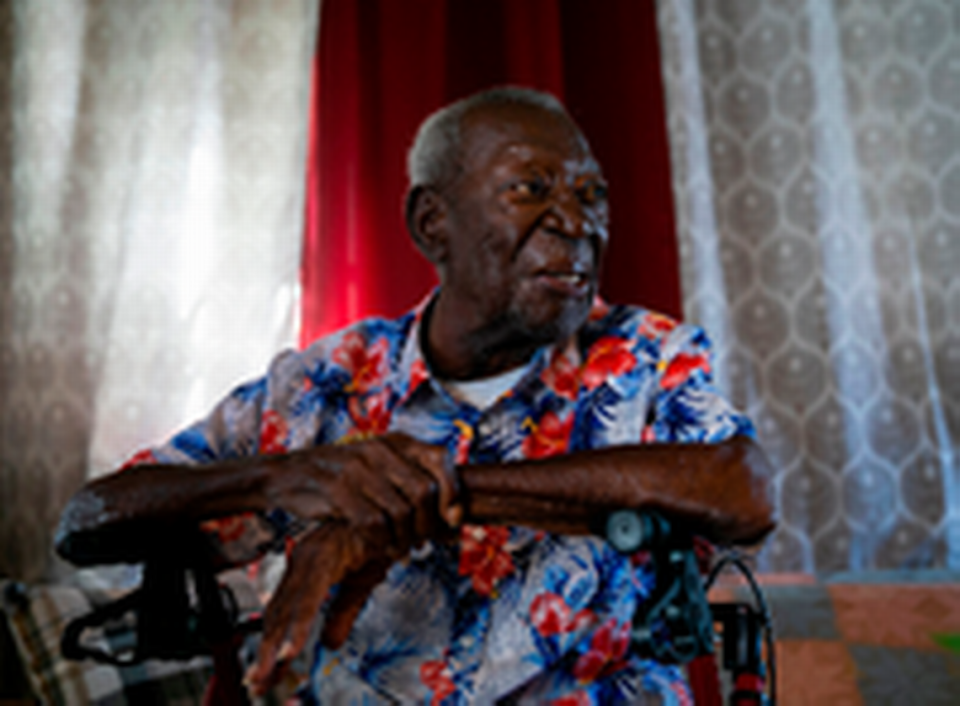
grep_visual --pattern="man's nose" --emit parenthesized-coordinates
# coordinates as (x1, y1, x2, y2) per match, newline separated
(543, 189, 595, 240)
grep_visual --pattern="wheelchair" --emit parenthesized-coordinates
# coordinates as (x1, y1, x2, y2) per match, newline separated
(62, 511, 775, 705)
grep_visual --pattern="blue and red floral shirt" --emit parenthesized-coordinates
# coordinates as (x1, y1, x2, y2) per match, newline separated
(129, 295, 753, 704)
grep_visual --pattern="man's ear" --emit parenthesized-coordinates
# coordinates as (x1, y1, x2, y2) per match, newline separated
(405, 186, 449, 266)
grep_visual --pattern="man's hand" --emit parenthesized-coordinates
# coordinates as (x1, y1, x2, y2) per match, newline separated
(243, 522, 375, 695)
(245, 433, 460, 695)
(264, 432, 461, 546)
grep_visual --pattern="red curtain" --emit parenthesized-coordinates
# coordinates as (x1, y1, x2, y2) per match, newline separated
(300, 0, 679, 346)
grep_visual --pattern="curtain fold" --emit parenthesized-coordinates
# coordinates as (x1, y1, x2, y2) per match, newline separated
(0, 0, 317, 582)
(658, 0, 960, 572)
(300, 0, 680, 346)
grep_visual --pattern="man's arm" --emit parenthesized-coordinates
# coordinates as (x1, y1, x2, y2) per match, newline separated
(59, 433, 771, 560)
(55, 433, 460, 567)
(461, 435, 776, 546)
(56, 458, 271, 565)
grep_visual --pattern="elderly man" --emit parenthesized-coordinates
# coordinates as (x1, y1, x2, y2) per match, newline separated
(57, 87, 774, 704)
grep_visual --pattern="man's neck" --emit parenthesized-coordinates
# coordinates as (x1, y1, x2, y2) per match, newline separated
(423, 293, 545, 381)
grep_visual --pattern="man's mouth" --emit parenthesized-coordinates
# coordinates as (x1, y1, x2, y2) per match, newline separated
(549, 272, 587, 285)
(535, 270, 592, 295)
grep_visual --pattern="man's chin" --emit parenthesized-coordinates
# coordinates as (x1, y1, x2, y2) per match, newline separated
(513, 299, 592, 346)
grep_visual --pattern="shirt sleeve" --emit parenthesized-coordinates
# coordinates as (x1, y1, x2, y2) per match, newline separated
(117, 349, 312, 566)
(643, 323, 755, 444)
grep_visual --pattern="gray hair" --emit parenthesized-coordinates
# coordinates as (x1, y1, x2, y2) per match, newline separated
(407, 86, 571, 190)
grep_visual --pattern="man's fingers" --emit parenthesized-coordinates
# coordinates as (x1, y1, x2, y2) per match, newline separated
(245, 524, 349, 695)
(371, 437, 447, 542)
(320, 559, 391, 649)
(346, 441, 419, 552)
(382, 434, 462, 529)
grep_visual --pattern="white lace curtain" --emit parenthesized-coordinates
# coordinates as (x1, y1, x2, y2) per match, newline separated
(5, 0, 958, 584)
(0, 0, 317, 582)
(658, 0, 959, 573)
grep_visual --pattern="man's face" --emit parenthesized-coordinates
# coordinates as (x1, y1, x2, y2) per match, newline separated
(437, 104, 610, 348)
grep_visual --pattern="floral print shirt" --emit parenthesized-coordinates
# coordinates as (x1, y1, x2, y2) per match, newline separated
(132, 295, 753, 704)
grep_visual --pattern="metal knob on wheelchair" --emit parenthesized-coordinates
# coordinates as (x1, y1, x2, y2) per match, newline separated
(604, 509, 673, 553)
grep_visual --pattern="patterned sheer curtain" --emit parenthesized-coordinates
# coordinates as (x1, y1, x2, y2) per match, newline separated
(657, 0, 959, 573)
(0, 0, 317, 582)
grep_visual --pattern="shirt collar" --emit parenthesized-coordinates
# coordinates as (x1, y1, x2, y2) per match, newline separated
(392, 290, 608, 405)
(393, 290, 438, 405)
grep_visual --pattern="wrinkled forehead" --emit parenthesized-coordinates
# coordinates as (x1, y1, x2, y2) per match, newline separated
(457, 103, 599, 176)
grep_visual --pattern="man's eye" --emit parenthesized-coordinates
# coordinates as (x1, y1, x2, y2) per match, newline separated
(512, 178, 548, 199)
(579, 181, 609, 204)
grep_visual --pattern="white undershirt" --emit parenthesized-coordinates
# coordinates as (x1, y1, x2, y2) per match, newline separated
(441, 362, 533, 410)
